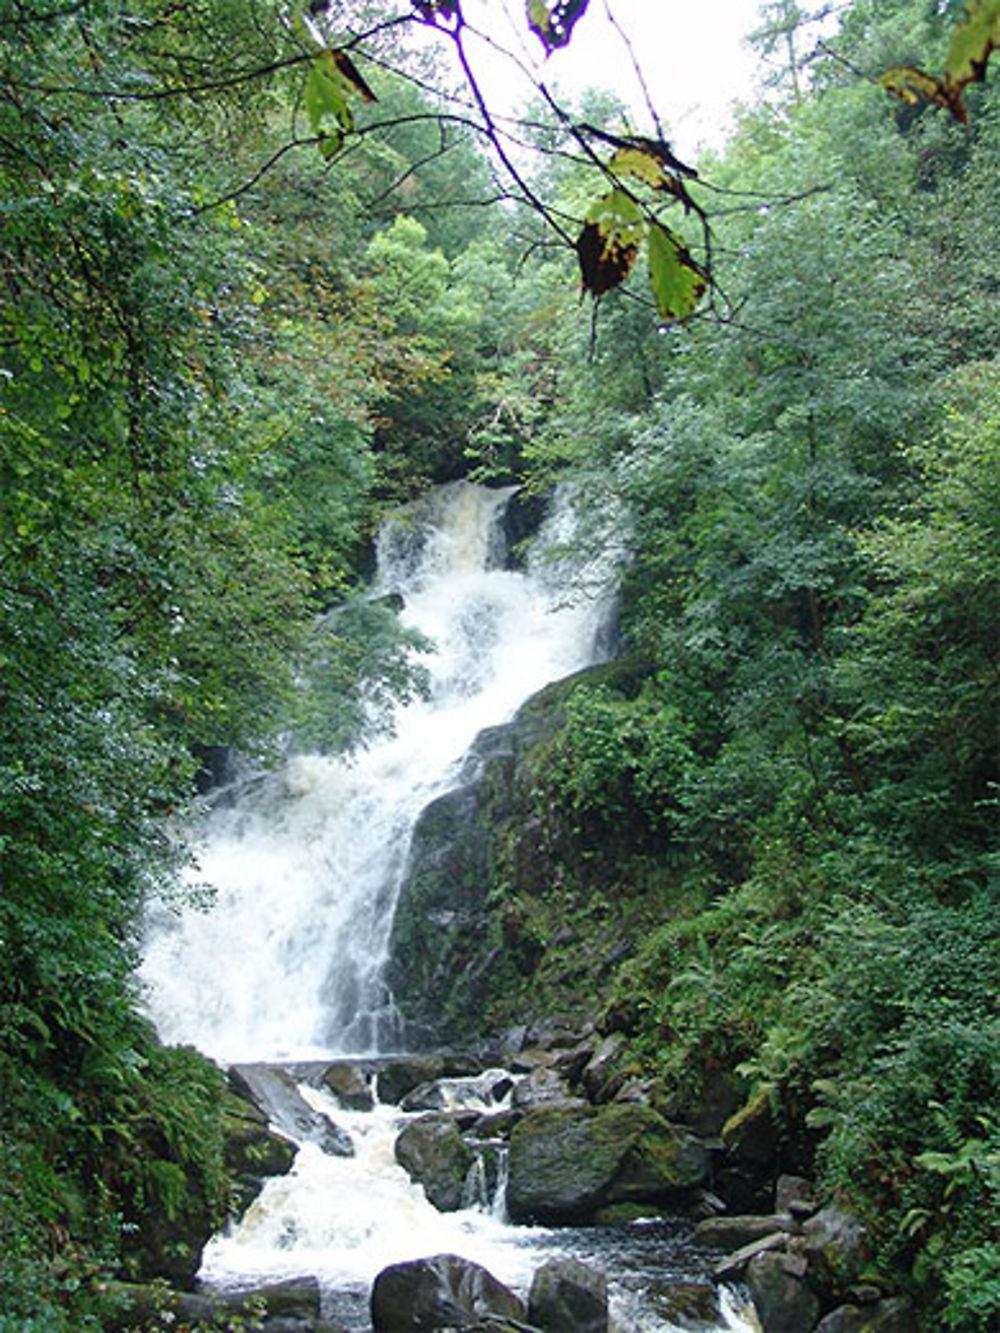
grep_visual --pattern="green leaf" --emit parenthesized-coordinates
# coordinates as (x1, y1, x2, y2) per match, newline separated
(946, 0, 1000, 88)
(304, 48, 376, 142)
(646, 219, 707, 323)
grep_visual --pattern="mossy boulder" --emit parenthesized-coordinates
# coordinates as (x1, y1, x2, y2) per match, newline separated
(506, 1102, 709, 1224)
(221, 1091, 297, 1218)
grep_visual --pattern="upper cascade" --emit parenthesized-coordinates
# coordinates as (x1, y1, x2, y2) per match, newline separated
(139, 482, 617, 1062)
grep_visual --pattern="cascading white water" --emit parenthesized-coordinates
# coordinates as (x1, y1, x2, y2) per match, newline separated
(140, 482, 615, 1062)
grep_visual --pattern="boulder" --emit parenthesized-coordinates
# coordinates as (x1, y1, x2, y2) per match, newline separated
(507, 1103, 709, 1225)
(645, 1280, 723, 1329)
(321, 1062, 375, 1111)
(528, 1257, 608, 1332)
(713, 1231, 789, 1281)
(801, 1205, 870, 1297)
(395, 1115, 475, 1212)
(370, 1253, 527, 1331)
(376, 1056, 447, 1105)
(747, 1250, 821, 1333)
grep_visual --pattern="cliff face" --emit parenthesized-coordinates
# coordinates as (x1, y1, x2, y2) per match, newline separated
(385, 657, 677, 1048)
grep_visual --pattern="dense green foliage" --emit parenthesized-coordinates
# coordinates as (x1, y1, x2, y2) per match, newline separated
(0, 0, 997, 1329)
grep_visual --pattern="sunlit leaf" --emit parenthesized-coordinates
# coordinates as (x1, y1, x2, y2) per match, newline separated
(576, 188, 643, 297)
(646, 220, 707, 324)
(610, 147, 673, 190)
(608, 145, 698, 211)
(528, 0, 590, 55)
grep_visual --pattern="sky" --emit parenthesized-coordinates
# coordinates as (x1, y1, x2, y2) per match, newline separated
(459, 1, 768, 157)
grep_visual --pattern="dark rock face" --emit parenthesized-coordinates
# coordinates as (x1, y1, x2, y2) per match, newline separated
(385, 659, 650, 1048)
(746, 1250, 822, 1333)
(394, 1115, 475, 1212)
(506, 1103, 709, 1224)
(528, 1257, 608, 1333)
(369, 1253, 526, 1331)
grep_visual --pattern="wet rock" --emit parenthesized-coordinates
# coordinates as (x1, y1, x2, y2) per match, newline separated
(525, 1016, 593, 1050)
(746, 1250, 821, 1333)
(400, 1079, 453, 1113)
(321, 1062, 375, 1112)
(528, 1256, 608, 1332)
(228, 1065, 353, 1157)
(370, 1253, 527, 1331)
(507, 1103, 709, 1225)
(376, 1056, 447, 1105)
(509, 1046, 559, 1073)
(646, 1280, 722, 1330)
(395, 1114, 475, 1212)
(694, 1214, 793, 1251)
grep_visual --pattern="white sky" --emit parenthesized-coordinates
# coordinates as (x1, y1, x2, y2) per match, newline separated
(459, 1, 767, 157)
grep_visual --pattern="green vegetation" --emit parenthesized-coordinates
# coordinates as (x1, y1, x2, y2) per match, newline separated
(0, 1, 997, 1329)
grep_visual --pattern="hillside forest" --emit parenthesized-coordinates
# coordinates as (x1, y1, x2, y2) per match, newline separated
(0, 1, 997, 1330)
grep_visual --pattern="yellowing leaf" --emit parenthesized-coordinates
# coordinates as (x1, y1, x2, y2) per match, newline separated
(609, 147, 672, 190)
(647, 220, 707, 324)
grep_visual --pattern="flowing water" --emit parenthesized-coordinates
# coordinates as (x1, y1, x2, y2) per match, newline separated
(139, 482, 756, 1332)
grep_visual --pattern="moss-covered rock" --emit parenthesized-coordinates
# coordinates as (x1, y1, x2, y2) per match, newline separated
(385, 658, 678, 1047)
(506, 1102, 709, 1225)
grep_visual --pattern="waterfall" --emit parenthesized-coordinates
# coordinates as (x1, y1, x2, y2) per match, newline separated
(139, 482, 615, 1062)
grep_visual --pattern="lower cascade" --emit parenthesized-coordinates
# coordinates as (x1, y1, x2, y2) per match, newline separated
(139, 482, 757, 1331)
